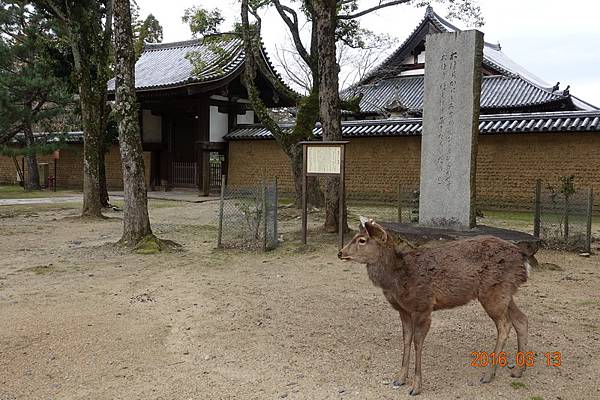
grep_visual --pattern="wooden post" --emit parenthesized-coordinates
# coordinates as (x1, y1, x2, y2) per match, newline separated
(302, 145, 308, 245)
(53, 158, 57, 192)
(586, 188, 593, 254)
(339, 145, 346, 250)
(397, 182, 402, 223)
(533, 179, 541, 238)
(217, 175, 226, 248)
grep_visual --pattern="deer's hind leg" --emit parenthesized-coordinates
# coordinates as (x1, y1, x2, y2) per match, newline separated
(393, 308, 413, 388)
(479, 287, 512, 384)
(508, 298, 528, 378)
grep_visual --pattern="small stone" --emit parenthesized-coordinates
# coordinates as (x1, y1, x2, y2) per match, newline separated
(204, 355, 211, 361)
(579, 252, 591, 258)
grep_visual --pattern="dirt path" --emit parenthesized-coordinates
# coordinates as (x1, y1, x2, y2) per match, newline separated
(0, 201, 599, 400)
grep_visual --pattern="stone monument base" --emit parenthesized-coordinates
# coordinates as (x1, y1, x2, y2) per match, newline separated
(381, 222, 539, 256)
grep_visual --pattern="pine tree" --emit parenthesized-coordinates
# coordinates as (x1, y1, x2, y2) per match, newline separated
(0, 1, 73, 190)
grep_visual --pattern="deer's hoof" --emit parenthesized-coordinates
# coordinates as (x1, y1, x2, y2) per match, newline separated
(480, 374, 494, 384)
(510, 369, 524, 378)
(409, 387, 421, 396)
(392, 379, 407, 389)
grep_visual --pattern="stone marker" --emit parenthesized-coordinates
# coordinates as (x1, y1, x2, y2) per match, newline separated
(419, 30, 484, 229)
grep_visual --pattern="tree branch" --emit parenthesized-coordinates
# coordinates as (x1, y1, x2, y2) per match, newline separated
(338, 0, 411, 20)
(271, 0, 312, 68)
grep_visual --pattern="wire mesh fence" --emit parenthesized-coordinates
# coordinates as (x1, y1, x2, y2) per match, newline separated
(346, 185, 420, 226)
(534, 179, 594, 252)
(217, 178, 278, 251)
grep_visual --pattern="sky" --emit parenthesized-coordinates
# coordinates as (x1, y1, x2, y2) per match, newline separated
(137, 0, 600, 107)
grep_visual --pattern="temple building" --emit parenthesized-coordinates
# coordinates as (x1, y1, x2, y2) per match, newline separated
(224, 7, 600, 206)
(1, 7, 599, 207)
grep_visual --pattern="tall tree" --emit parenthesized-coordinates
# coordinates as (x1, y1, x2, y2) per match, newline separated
(133, 13, 163, 59)
(0, 0, 72, 190)
(35, 0, 114, 217)
(240, 1, 325, 208)
(113, 0, 153, 245)
(311, 0, 483, 232)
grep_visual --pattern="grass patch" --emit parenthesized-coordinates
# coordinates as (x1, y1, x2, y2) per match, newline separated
(510, 381, 527, 389)
(0, 185, 79, 199)
(0, 202, 81, 218)
(577, 299, 600, 306)
(530, 397, 544, 400)
(24, 264, 56, 275)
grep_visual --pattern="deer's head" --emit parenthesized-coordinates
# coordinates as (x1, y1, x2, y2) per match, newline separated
(338, 217, 391, 264)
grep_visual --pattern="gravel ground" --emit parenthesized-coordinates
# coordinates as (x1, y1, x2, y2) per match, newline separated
(0, 200, 599, 400)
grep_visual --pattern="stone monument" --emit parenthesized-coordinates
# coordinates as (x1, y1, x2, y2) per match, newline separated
(419, 30, 484, 229)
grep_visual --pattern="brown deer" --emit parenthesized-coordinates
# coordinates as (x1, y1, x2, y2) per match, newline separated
(338, 219, 531, 396)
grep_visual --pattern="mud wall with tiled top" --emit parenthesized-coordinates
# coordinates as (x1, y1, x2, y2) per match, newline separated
(227, 133, 600, 208)
(0, 145, 151, 189)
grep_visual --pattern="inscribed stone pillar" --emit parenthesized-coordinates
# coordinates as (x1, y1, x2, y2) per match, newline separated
(419, 30, 484, 229)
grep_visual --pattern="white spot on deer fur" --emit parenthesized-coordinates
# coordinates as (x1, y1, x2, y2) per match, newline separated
(524, 260, 531, 277)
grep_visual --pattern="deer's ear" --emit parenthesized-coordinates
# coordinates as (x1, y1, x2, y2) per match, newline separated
(364, 221, 388, 242)
(359, 216, 371, 233)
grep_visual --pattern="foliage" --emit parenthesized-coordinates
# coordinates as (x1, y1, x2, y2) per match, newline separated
(133, 13, 163, 58)
(0, 1, 74, 145)
(182, 6, 224, 38)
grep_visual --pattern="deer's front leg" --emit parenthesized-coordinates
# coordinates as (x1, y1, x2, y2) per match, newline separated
(393, 309, 413, 388)
(410, 312, 432, 396)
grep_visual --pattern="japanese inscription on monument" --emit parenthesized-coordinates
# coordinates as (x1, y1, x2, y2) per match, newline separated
(419, 30, 484, 228)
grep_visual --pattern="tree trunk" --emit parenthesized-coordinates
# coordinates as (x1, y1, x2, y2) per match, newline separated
(114, 0, 152, 245)
(99, 149, 110, 207)
(23, 123, 41, 191)
(315, 0, 347, 233)
(79, 91, 104, 217)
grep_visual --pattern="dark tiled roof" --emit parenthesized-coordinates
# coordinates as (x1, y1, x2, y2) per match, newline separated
(108, 35, 245, 91)
(225, 111, 600, 140)
(11, 131, 84, 144)
(353, 6, 597, 112)
(343, 75, 568, 115)
(107, 34, 290, 94)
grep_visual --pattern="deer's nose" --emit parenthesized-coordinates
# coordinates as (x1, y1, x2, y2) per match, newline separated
(337, 251, 343, 259)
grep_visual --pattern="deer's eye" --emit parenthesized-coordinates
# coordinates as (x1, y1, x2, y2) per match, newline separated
(358, 237, 367, 245)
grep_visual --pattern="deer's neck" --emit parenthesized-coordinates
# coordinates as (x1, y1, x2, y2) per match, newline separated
(366, 247, 406, 290)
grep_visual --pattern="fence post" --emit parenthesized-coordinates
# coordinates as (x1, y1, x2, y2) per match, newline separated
(564, 196, 570, 240)
(217, 175, 226, 248)
(274, 177, 278, 247)
(397, 183, 402, 223)
(263, 179, 268, 252)
(586, 188, 593, 254)
(533, 179, 541, 238)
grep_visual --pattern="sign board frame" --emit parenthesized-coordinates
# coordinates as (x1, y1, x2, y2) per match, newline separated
(300, 141, 348, 249)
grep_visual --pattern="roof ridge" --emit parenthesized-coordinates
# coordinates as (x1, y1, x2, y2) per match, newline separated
(143, 33, 241, 51)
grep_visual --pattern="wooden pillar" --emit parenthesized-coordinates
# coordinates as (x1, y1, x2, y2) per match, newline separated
(202, 150, 210, 196)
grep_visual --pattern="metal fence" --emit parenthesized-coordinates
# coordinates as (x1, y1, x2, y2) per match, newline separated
(534, 179, 594, 252)
(217, 177, 278, 251)
(346, 185, 420, 226)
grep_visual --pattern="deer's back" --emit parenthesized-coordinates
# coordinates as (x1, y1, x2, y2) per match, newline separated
(403, 236, 528, 310)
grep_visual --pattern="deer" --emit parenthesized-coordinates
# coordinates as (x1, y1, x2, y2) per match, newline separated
(338, 218, 532, 396)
